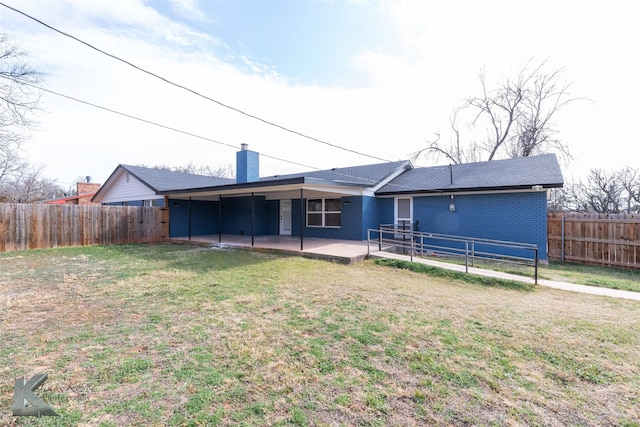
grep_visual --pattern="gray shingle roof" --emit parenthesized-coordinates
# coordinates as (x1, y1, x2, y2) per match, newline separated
(377, 154, 564, 195)
(262, 160, 411, 186)
(121, 165, 235, 192)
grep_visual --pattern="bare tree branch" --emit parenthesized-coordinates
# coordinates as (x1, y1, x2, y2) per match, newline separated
(415, 60, 579, 165)
(0, 33, 43, 189)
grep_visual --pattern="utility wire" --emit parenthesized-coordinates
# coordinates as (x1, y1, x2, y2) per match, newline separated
(1, 1, 393, 163)
(0, 75, 318, 171)
(3, 74, 420, 192)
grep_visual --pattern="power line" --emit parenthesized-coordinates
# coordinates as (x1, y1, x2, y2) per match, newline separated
(0, 74, 319, 171)
(3, 74, 419, 192)
(0, 1, 393, 163)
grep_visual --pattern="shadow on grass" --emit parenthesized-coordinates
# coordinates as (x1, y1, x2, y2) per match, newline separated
(374, 258, 535, 292)
(101, 242, 290, 274)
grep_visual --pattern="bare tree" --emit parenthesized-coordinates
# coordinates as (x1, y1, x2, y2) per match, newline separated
(0, 163, 64, 203)
(566, 168, 640, 214)
(414, 60, 577, 164)
(412, 108, 483, 165)
(620, 167, 640, 213)
(150, 162, 235, 178)
(0, 34, 43, 184)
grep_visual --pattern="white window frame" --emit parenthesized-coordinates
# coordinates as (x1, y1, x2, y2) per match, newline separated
(306, 198, 341, 228)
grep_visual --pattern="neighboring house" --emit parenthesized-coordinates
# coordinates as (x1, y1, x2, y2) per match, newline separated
(45, 181, 102, 205)
(93, 145, 564, 260)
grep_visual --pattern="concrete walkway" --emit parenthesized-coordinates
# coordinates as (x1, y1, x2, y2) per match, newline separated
(174, 235, 639, 301)
(368, 250, 640, 301)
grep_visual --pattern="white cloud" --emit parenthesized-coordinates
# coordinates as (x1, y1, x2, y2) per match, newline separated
(2, 0, 639, 188)
(166, 0, 207, 22)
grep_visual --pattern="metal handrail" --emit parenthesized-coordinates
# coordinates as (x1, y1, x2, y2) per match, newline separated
(368, 225, 539, 284)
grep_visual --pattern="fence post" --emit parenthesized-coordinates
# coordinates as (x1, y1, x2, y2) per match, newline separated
(378, 224, 382, 251)
(561, 216, 565, 262)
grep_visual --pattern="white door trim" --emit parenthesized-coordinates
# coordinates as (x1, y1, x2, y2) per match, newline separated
(394, 197, 413, 233)
(280, 199, 292, 235)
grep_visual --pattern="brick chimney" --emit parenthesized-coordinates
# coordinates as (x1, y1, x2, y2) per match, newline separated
(236, 143, 259, 183)
(76, 181, 101, 205)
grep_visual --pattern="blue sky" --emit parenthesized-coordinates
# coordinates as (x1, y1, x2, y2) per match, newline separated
(1, 0, 639, 188)
(148, 1, 391, 86)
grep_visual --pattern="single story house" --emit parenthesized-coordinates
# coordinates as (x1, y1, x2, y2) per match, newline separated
(92, 145, 563, 260)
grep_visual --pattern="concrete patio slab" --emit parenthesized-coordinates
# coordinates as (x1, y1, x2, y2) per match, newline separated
(171, 235, 640, 301)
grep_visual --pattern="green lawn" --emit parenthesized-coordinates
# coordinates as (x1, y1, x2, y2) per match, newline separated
(430, 255, 640, 293)
(1, 244, 639, 426)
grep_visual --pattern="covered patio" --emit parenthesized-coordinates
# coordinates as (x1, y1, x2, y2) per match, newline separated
(172, 234, 372, 264)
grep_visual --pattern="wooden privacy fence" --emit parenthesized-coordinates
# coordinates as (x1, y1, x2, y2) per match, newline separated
(0, 203, 169, 252)
(548, 213, 640, 269)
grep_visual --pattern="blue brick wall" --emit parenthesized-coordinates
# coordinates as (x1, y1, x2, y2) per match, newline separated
(361, 196, 381, 240)
(377, 198, 395, 226)
(412, 192, 548, 259)
(276, 196, 377, 241)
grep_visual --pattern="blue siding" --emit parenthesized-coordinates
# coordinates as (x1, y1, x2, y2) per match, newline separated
(265, 200, 280, 235)
(220, 196, 267, 236)
(412, 192, 549, 259)
(284, 196, 374, 241)
(169, 199, 219, 237)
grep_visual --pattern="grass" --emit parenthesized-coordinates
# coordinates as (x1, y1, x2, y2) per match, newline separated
(422, 254, 640, 292)
(1, 243, 639, 426)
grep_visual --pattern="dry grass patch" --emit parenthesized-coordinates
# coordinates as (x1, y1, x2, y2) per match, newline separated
(1, 243, 639, 426)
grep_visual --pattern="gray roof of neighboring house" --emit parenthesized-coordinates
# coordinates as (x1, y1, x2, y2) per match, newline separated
(377, 154, 564, 195)
(121, 165, 235, 192)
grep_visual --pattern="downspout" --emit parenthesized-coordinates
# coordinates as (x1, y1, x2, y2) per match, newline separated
(300, 189, 304, 251)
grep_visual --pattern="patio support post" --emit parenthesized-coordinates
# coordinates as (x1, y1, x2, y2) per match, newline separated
(218, 195, 222, 243)
(300, 189, 304, 251)
(188, 197, 192, 240)
(251, 192, 255, 247)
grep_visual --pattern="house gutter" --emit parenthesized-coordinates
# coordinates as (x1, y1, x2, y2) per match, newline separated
(375, 183, 563, 196)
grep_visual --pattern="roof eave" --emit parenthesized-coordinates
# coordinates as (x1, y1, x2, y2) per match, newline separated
(376, 182, 564, 196)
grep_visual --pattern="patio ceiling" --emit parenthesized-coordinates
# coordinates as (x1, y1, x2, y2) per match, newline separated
(164, 182, 369, 201)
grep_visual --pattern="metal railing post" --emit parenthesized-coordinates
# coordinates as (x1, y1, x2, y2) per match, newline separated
(410, 237, 414, 262)
(378, 224, 382, 251)
(534, 248, 539, 285)
(471, 240, 475, 267)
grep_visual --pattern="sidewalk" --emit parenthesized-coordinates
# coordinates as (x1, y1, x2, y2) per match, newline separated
(368, 250, 640, 301)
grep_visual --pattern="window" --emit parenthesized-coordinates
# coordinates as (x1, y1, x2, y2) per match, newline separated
(307, 198, 341, 227)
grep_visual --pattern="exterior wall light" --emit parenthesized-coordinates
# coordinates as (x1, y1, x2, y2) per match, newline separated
(449, 194, 456, 212)
(532, 185, 544, 191)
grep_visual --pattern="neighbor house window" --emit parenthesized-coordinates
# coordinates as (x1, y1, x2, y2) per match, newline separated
(307, 198, 341, 227)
